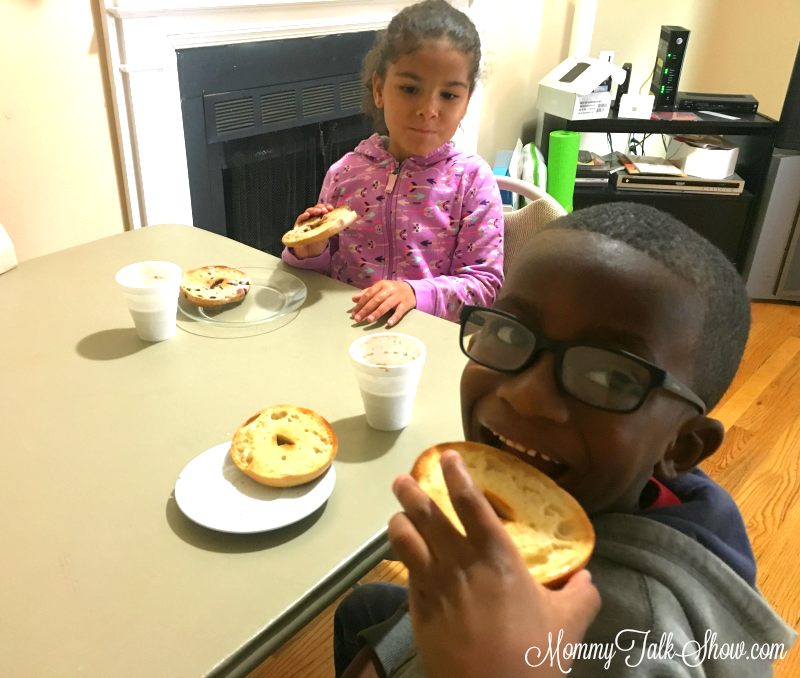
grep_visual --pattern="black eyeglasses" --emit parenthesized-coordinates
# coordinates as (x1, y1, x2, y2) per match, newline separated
(459, 306, 706, 415)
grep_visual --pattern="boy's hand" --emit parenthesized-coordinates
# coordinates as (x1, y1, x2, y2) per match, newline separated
(291, 203, 334, 259)
(388, 451, 601, 678)
(352, 281, 416, 326)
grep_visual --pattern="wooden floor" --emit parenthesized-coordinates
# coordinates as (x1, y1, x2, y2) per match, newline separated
(249, 301, 800, 678)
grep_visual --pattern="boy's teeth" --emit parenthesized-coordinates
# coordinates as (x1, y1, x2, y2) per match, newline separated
(496, 431, 538, 457)
(489, 427, 568, 472)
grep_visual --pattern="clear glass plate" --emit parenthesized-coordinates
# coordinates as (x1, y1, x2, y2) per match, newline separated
(177, 265, 306, 338)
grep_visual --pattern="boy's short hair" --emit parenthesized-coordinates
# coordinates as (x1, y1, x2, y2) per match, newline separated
(536, 202, 750, 410)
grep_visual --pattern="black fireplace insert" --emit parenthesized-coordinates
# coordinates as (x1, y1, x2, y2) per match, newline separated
(176, 31, 377, 257)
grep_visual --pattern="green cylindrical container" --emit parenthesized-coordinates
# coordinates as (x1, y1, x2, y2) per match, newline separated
(547, 130, 581, 213)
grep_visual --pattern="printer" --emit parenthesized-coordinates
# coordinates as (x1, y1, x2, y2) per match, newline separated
(537, 56, 628, 120)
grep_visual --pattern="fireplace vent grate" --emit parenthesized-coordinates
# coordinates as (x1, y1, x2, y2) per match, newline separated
(302, 84, 335, 118)
(261, 91, 297, 126)
(205, 75, 366, 144)
(340, 79, 363, 111)
(214, 98, 255, 133)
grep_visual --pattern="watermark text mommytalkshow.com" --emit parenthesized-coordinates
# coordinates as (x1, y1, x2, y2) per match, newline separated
(525, 629, 788, 673)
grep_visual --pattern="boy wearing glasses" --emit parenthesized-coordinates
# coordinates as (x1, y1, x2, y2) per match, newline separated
(336, 203, 796, 678)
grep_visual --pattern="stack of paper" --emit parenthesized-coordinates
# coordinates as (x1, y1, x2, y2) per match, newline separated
(627, 156, 685, 175)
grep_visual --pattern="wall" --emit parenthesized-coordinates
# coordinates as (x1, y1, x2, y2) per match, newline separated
(5, 1, 798, 262)
(688, 0, 800, 120)
(471, 0, 800, 162)
(586, 0, 799, 155)
(0, 0, 126, 263)
(583, 0, 713, 155)
(472, 0, 575, 164)
(471, 0, 795, 162)
(0, 0, 576, 263)
(589, 0, 715, 99)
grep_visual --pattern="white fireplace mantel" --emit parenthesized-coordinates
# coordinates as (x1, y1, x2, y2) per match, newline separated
(101, 0, 478, 231)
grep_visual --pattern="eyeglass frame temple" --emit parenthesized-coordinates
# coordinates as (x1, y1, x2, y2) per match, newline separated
(661, 372, 707, 414)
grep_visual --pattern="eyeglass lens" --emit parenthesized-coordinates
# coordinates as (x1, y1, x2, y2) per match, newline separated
(462, 310, 534, 371)
(462, 309, 653, 411)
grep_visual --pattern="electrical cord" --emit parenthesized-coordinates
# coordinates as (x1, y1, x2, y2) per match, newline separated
(665, 141, 681, 161)
(639, 65, 656, 94)
(628, 133, 652, 156)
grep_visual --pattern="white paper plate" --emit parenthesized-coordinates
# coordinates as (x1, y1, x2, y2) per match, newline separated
(174, 442, 336, 533)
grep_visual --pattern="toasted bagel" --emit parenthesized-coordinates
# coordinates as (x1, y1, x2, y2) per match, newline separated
(230, 405, 337, 487)
(282, 207, 357, 247)
(412, 441, 594, 587)
(180, 266, 250, 308)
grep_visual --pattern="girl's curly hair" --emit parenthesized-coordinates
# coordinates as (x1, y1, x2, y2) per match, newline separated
(361, 0, 481, 134)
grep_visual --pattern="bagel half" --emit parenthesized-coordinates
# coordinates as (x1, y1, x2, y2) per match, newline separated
(230, 405, 337, 487)
(412, 442, 594, 587)
(180, 266, 250, 308)
(282, 207, 357, 247)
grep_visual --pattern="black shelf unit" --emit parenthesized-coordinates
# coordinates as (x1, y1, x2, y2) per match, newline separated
(539, 111, 777, 271)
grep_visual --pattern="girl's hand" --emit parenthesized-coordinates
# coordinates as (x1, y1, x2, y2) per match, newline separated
(388, 450, 601, 678)
(351, 281, 416, 326)
(291, 203, 334, 259)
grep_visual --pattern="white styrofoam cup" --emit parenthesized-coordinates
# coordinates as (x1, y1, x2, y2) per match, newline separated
(116, 261, 182, 342)
(349, 332, 426, 431)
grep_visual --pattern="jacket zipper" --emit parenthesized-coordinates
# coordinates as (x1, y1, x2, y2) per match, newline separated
(384, 162, 403, 280)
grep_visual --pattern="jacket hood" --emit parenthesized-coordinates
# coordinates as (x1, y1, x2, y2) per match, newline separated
(354, 133, 463, 168)
(640, 469, 756, 586)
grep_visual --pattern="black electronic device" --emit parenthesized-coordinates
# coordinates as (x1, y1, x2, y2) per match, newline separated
(612, 63, 632, 112)
(775, 40, 800, 151)
(649, 26, 690, 111)
(676, 92, 759, 114)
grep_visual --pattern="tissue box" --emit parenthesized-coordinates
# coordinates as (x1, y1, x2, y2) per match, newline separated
(617, 94, 655, 120)
(666, 135, 739, 179)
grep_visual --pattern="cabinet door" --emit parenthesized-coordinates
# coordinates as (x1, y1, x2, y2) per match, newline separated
(776, 209, 800, 300)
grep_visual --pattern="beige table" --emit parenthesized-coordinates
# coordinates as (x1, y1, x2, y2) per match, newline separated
(0, 224, 466, 677)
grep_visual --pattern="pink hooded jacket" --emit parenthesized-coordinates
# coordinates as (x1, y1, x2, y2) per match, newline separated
(282, 134, 504, 321)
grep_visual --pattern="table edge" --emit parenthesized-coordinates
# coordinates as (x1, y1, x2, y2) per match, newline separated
(207, 531, 392, 678)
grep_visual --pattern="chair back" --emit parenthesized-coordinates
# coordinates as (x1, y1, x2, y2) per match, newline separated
(494, 176, 566, 276)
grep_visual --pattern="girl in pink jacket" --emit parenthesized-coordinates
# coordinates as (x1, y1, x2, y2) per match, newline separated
(282, 0, 503, 325)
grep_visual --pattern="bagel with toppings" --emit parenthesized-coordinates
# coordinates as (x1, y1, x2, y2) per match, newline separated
(411, 441, 594, 587)
(180, 266, 250, 308)
(230, 405, 337, 487)
(282, 207, 358, 247)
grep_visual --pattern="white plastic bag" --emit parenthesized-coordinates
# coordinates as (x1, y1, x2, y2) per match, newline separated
(0, 222, 18, 275)
(521, 143, 547, 206)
